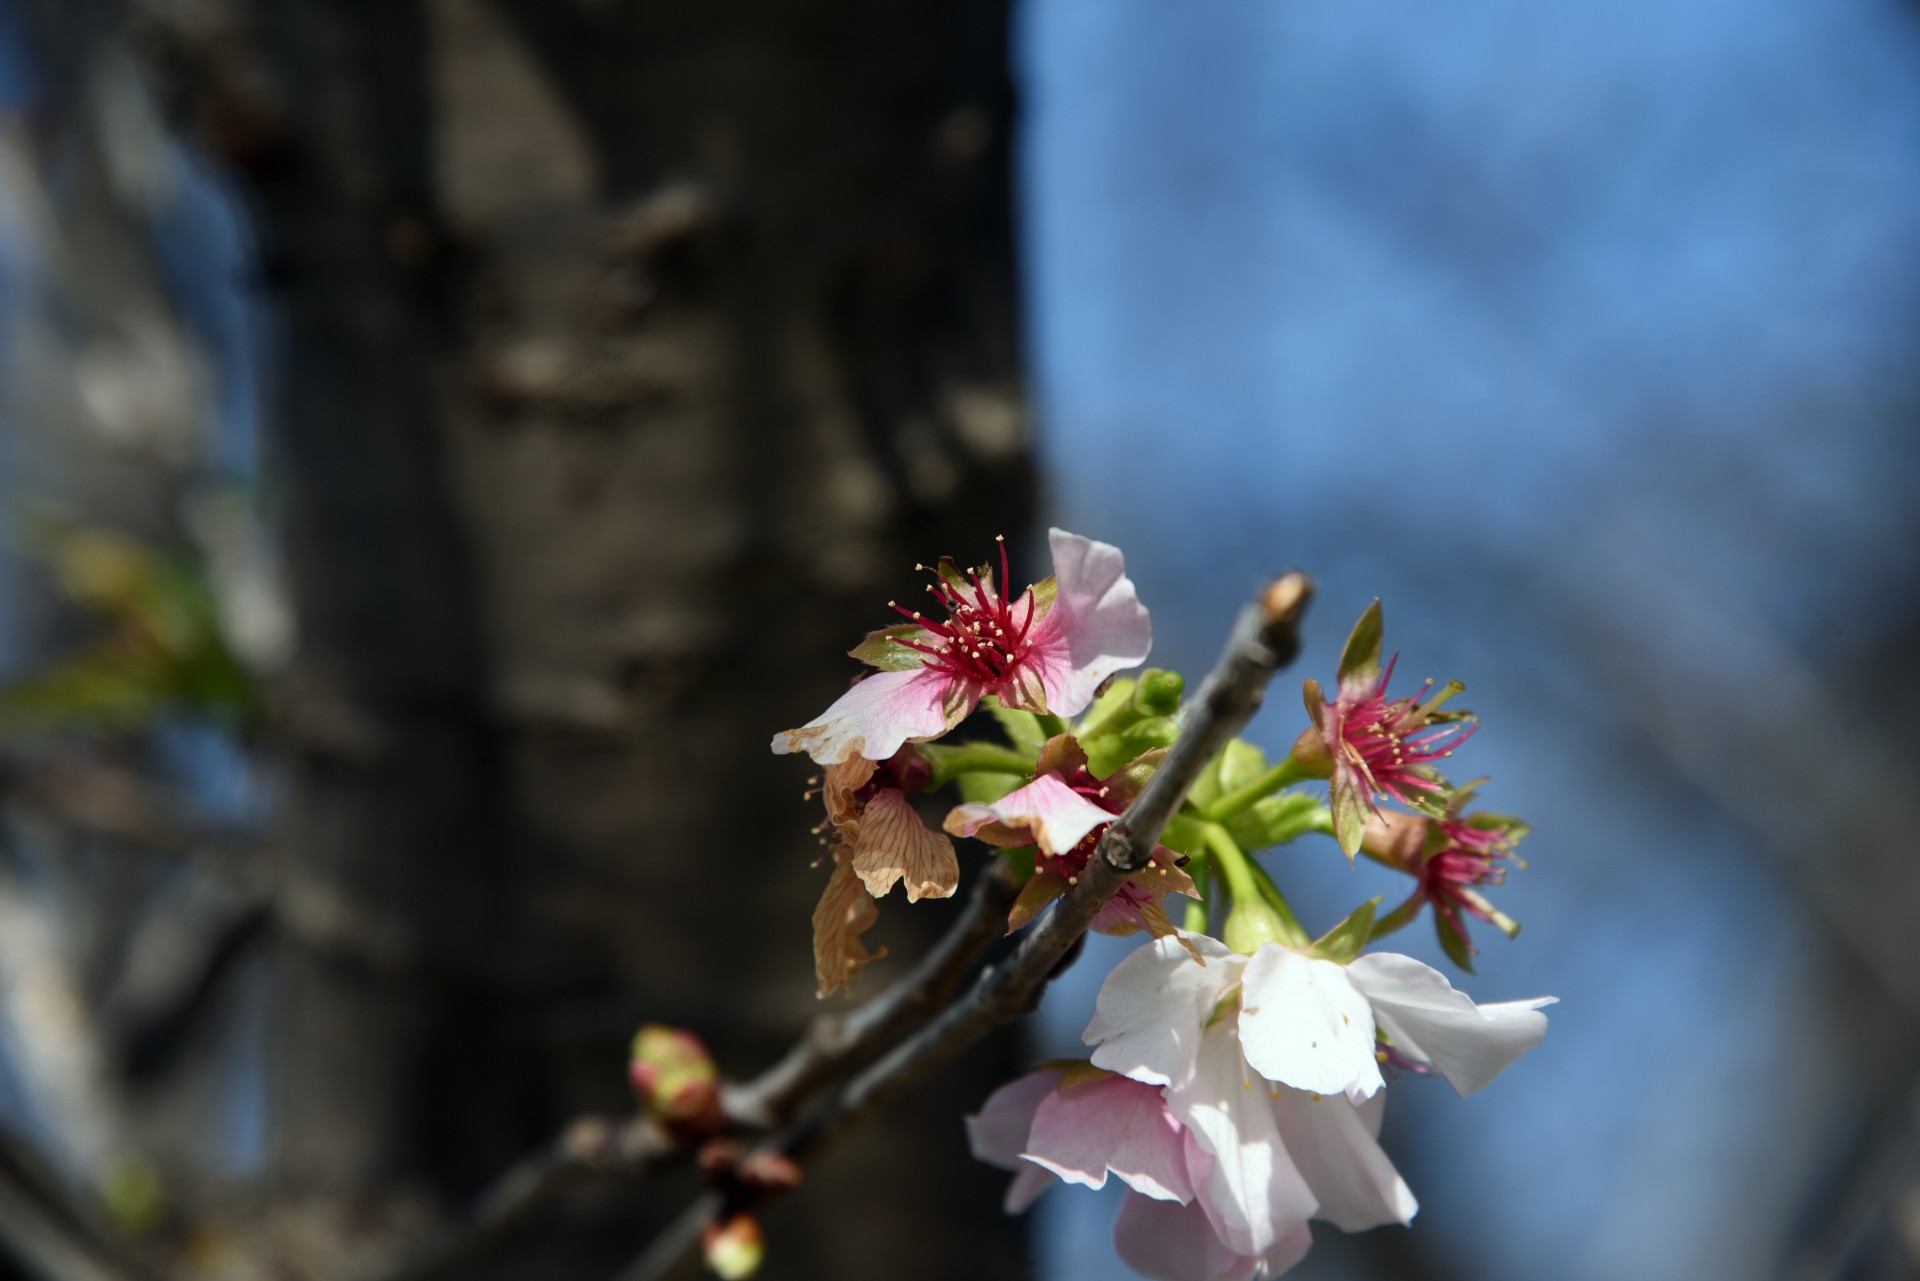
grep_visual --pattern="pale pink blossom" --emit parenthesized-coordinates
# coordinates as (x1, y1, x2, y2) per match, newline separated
(772, 530, 1152, 765)
(968, 1052, 1416, 1281)
(945, 736, 1195, 939)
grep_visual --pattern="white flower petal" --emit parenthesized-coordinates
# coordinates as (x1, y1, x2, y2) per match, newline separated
(1024, 528, 1153, 717)
(1346, 952, 1553, 1097)
(1238, 947, 1382, 1100)
(1271, 1088, 1417, 1232)
(1024, 1073, 1194, 1203)
(771, 666, 967, 765)
(1085, 934, 1245, 1089)
(1168, 1020, 1318, 1260)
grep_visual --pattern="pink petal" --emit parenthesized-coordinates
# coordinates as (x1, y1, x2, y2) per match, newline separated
(1085, 934, 1245, 1089)
(948, 773, 1113, 856)
(1237, 947, 1383, 1101)
(1024, 529, 1153, 717)
(771, 666, 973, 765)
(966, 1068, 1063, 1169)
(1345, 953, 1553, 1097)
(966, 1068, 1065, 1213)
(1270, 1088, 1417, 1232)
(1114, 1192, 1277, 1281)
(1024, 1074, 1194, 1203)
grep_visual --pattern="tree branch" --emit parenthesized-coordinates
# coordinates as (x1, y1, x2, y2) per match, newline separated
(372, 834, 1023, 1281)
(623, 570, 1315, 1281)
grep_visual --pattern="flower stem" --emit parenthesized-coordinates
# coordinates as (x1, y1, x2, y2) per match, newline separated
(1208, 754, 1317, 822)
(1201, 822, 1308, 946)
(1034, 712, 1072, 739)
(918, 742, 1036, 790)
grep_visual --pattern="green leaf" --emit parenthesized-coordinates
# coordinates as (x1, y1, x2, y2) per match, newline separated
(1214, 739, 1269, 795)
(1336, 600, 1384, 693)
(1223, 792, 1330, 852)
(1086, 717, 1177, 779)
(986, 700, 1048, 755)
(1075, 676, 1136, 736)
(1305, 897, 1382, 965)
(1185, 752, 1230, 814)
(956, 772, 1028, 805)
(848, 624, 932, 672)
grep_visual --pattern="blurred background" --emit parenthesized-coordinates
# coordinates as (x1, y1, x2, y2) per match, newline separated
(2, 1, 1918, 1280)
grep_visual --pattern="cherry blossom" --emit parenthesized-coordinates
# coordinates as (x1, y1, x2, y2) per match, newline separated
(943, 736, 1196, 939)
(772, 529, 1152, 765)
(1302, 601, 1475, 856)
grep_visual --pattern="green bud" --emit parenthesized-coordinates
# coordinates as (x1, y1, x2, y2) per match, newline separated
(1223, 901, 1290, 955)
(1133, 668, 1184, 716)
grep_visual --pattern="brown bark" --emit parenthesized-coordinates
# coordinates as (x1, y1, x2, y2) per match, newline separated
(146, 0, 1036, 1275)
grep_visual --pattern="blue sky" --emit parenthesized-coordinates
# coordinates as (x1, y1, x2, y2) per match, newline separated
(1017, 0, 1920, 1277)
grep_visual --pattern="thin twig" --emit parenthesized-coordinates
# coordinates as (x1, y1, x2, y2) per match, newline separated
(623, 571, 1315, 1281)
(372, 838, 1022, 1281)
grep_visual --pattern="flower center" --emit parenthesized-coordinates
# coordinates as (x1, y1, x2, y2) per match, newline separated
(892, 539, 1038, 688)
(1338, 662, 1475, 800)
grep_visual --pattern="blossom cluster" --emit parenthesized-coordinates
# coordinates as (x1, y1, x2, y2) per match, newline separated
(771, 530, 1551, 1280)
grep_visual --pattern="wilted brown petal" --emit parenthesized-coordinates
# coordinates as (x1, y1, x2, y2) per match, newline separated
(850, 788, 959, 902)
(812, 847, 886, 998)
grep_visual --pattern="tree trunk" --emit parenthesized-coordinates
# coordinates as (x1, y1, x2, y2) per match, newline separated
(166, 0, 1034, 1274)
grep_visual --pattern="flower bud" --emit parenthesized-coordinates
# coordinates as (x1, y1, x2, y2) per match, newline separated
(629, 1024, 720, 1126)
(1223, 900, 1290, 955)
(704, 1211, 765, 1280)
(1132, 668, 1184, 716)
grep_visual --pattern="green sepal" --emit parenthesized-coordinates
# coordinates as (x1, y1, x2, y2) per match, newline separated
(1027, 575, 1059, 621)
(1057, 1060, 1114, 1091)
(1223, 792, 1331, 852)
(935, 556, 976, 596)
(1463, 811, 1532, 846)
(1337, 600, 1384, 693)
(986, 699, 1049, 755)
(1304, 897, 1382, 965)
(1330, 782, 1370, 861)
(1436, 915, 1477, 973)
(849, 624, 933, 672)
(957, 772, 1028, 805)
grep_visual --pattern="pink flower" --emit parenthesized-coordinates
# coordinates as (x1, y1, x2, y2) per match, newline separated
(965, 1057, 1408, 1281)
(771, 530, 1152, 765)
(943, 736, 1197, 939)
(1303, 601, 1475, 857)
(1365, 793, 1528, 971)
